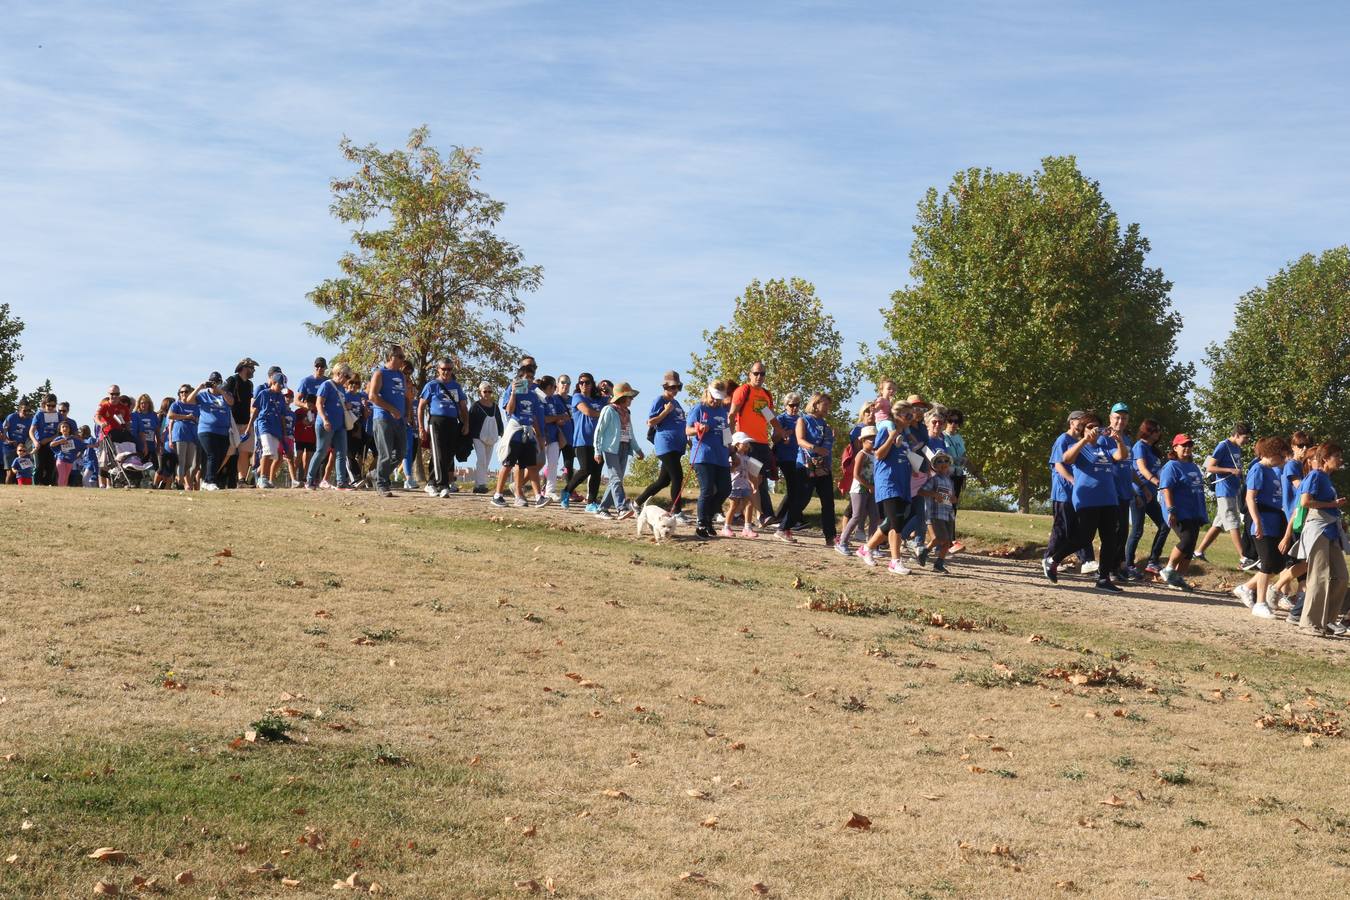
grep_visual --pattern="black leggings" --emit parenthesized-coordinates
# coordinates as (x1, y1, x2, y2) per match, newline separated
(635, 450, 685, 512)
(198, 431, 231, 486)
(798, 473, 836, 542)
(563, 444, 602, 502)
(774, 459, 801, 523)
(1056, 504, 1121, 576)
(876, 497, 910, 534)
(561, 443, 575, 478)
(35, 444, 57, 486)
(427, 415, 459, 490)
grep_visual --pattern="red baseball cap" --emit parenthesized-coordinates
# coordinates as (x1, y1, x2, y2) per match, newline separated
(1171, 433, 1193, 447)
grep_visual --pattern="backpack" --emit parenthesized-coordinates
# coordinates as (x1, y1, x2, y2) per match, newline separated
(837, 440, 857, 494)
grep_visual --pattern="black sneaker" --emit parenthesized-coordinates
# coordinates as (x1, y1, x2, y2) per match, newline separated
(695, 526, 712, 540)
(932, 560, 948, 574)
(916, 547, 930, 568)
(1095, 578, 1123, 593)
(1042, 557, 1058, 584)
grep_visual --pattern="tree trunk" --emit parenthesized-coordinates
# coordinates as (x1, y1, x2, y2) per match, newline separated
(1018, 466, 1030, 513)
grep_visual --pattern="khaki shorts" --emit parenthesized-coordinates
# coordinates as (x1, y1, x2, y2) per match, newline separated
(257, 433, 283, 459)
(1215, 496, 1242, 531)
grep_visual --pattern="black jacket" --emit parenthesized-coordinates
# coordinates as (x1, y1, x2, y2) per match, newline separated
(468, 402, 504, 441)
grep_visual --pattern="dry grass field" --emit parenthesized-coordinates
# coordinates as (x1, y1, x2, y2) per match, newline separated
(1, 486, 1347, 899)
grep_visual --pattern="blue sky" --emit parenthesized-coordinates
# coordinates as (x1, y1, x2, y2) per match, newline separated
(3, 1, 1347, 418)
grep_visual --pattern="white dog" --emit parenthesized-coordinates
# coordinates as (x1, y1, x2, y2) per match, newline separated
(636, 504, 678, 543)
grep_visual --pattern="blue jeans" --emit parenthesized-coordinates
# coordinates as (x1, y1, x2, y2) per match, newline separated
(694, 462, 732, 529)
(373, 416, 403, 492)
(1126, 494, 1170, 567)
(309, 423, 349, 488)
(599, 442, 631, 511)
(403, 421, 418, 479)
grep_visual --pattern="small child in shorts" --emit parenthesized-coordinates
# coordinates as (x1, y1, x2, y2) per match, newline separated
(724, 433, 758, 539)
(11, 443, 35, 485)
(920, 453, 957, 573)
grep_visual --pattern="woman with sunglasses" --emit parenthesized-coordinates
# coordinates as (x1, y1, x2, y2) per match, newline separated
(561, 373, 605, 510)
(419, 358, 469, 497)
(167, 384, 201, 490)
(555, 375, 574, 487)
(1157, 434, 1207, 591)
(28, 393, 66, 486)
(633, 371, 688, 519)
(772, 393, 803, 529)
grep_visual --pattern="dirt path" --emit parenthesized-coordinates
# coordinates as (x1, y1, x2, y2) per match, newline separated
(358, 489, 1350, 665)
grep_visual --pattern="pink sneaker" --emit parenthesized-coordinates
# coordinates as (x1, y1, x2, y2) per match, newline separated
(719, 526, 735, 538)
(740, 526, 758, 539)
(857, 546, 876, 567)
(888, 559, 912, 575)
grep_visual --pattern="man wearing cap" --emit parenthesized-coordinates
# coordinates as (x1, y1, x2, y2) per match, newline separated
(1044, 410, 1094, 579)
(296, 358, 328, 401)
(2, 400, 32, 484)
(729, 362, 785, 527)
(1194, 422, 1258, 568)
(224, 358, 258, 488)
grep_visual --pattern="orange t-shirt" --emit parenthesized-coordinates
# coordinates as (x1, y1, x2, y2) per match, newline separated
(731, 384, 774, 444)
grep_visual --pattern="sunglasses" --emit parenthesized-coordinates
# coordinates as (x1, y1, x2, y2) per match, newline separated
(664, 384, 681, 390)
(750, 371, 766, 377)
(578, 380, 593, 385)
(787, 402, 800, 408)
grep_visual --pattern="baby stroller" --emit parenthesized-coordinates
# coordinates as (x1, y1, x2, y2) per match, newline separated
(98, 433, 153, 488)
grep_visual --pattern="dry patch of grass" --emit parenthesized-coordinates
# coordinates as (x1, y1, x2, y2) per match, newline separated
(2, 487, 1349, 897)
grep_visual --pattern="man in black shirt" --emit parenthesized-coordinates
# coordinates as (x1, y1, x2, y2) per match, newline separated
(223, 358, 258, 488)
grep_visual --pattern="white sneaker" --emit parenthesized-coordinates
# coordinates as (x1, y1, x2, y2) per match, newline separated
(1233, 584, 1256, 608)
(320, 479, 333, 490)
(888, 559, 912, 575)
(405, 479, 420, 491)
(1081, 560, 1100, 575)
(438, 488, 451, 498)
(1251, 603, 1275, 619)
(425, 484, 438, 496)
(857, 546, 876, 567)
(513, 497, 528, 508)
(203, 483, 220, 491)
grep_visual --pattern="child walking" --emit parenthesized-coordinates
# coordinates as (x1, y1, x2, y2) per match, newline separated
(838, 426, 878, 555)
(724, 433, 759, 538)
(919, 453, 957, 573)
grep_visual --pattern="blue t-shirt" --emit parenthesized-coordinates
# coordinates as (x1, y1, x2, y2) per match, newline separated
(372, 367, 407, 421)
(873, 437, 913, 503)
(1049, 432, 1076, 503)
(196, 391, 232, 436)
(254, 389, 288, 438)
(315, 381, 346, 431)
(648, 396, 686, 456)
(797, 414, 834, 468)
(421, 379, 464, 418)
(31, 411, 65, 442)
(1070, 442, 1119, 508)
(571, 393, 603, 446)
(1210, 439, 1243, 497)
(774, 413, 799, 463)
(169, 401, 199, 443)
(503, 390, 539, 441)
(1100, 435, 1133, 499)
(296, 373, 327, 399)
(1281, 459, 1304, 520)
(688, 402, 730, 467)
(1246, 463, 1285, 535)
(1298, 470, 1341, 542)
(131, 411, 159, 443)
(11, 455, 36, 478)
(1131, 440, 1161, 497)
(3, 413, 31, 444)
(345, 390, 367, 428)
(1159, 459, 1207, 522)
(51, 435, 82, 463)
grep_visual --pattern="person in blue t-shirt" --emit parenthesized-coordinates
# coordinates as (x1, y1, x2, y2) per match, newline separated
(50, 419, 83, 486)
(247, 370, 289, 489)
(770, 393, 802, 527)
(859, 407, 914, 574)
(1101, 403, 1136, 580)
(2, 400, 32, 484)
(1194, 422, 1256, 566)
(167, 384, 201, 490)
(1295, 444, 1348, 635)
(1157, 434, 1209, 591)
(28, 394, 67, 486)
(491, 366, 549, 508)
(1043, 412, 1128, 592)
(308, 365, 355, 491)
(785, 392, 836, 547)
(296, 357, 329, 401)
(1271, 432, 1312, 615)
(686, 380, 732, 538)
(1230, 436, 1291, 619)
(417, 358, 469, 497)
(10, 442, 35, 484)
(367, 345, 410, 497)
(536, 375, 572, 502)
(1045, 411, 1095, 572)
(561, 373, 606, 508)
(1124, 419, 1171, 577)
(188, 372, 235, 490)
(634, 371, 689, 518)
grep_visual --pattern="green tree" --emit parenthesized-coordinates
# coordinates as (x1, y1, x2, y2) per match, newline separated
(689, 277, 858, 437)
(0, 303, 24, 414)
(1197, 246, 1350, 452)
(863, 156, 1194, 511)
(307, 127, 543, 393)
(18, 379, 54, 411)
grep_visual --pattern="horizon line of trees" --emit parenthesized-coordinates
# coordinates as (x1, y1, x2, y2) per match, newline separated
(2, 131, 1346, 509)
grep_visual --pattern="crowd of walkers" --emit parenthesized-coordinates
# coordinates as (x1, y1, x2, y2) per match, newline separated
(1042, 409, 1347, 637)
(3, 348, 1345, 637)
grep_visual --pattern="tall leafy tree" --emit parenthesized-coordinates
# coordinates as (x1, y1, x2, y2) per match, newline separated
(0, 303, 24, 414)
(864, 156, 1193, 511)
(307, 127, 543, 392)
(18, 379, 54, 411)
(1197, 246, 1350, 451)
(689, 277, 858, 433)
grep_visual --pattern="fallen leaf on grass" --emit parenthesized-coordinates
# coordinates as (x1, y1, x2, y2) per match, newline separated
(686, 789, 710, 799)
(1027, 634, 1044, 643)
(515, 879, 541, 893)
(351, 637, 377, 646)
(588, 710, 603, 719)
(521, 825, 537, 837)
(701, 816, 719, 829)
(88, 848, 127, 863)
(281, 878, 301, 887)
(174, 871, 193, 885)
(967, 766, 987, 774)
(1289, 817, 1312, 831)
(680, 872, 709, 883)
(93, 880, 119, 896)
(214, 548, 232, 557)
(844, 812, 872, 830)
(1187, 871, 1205, 882)
(5, 854, 17, 864)
(750, 883, 771, 895)
(20, 820, 34, 831)
(730, 741, 746, 751)
(244, 862, 281, 878)
(601, 789, 630, 800)
(1099, 795, 1128, 808)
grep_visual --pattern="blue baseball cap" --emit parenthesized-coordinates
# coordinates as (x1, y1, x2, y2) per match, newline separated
(1110, 402, 1130, 414)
